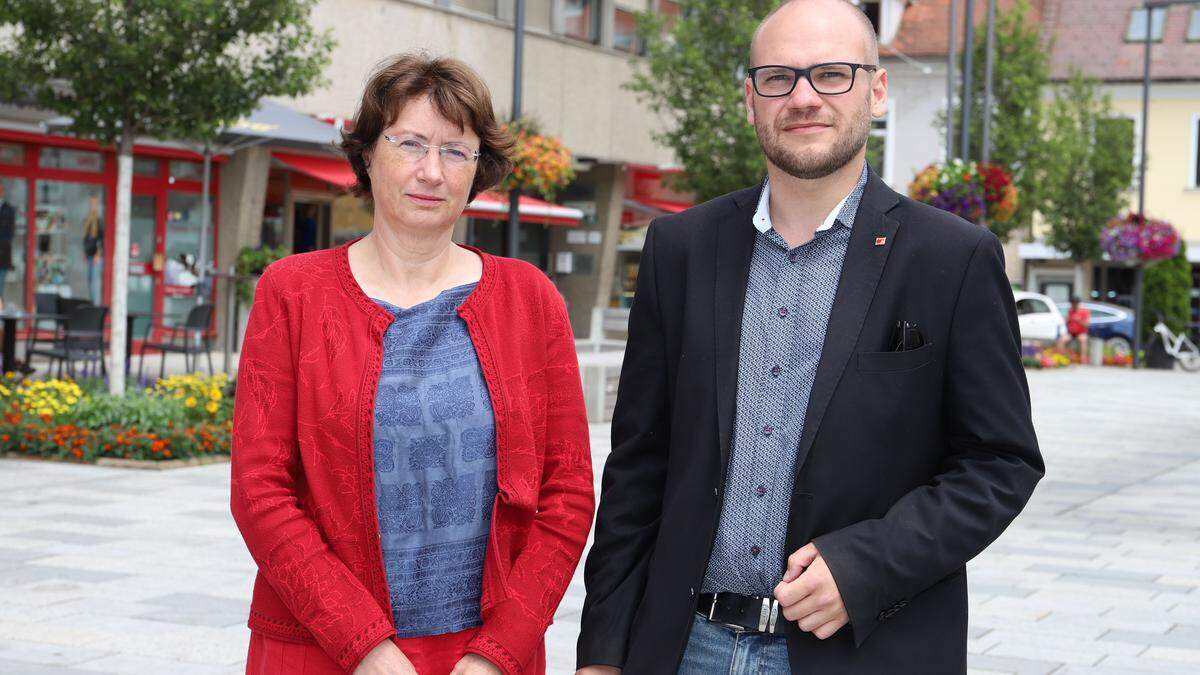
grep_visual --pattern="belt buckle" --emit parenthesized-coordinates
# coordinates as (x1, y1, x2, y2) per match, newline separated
(758, 597, 781, 633)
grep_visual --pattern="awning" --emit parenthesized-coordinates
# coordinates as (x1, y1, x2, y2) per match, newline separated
(622, 196, 692, 225)
(464, 192, 583, 226)
(224, 100, 342, 149)
(273, 151, 355, 188)
(270, 151, 584, 226)
(633, 197, 690, 214)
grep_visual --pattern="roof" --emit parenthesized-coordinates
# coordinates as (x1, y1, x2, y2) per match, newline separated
(881, 0, 1045, 58)
(1043, 0, 1200, 81)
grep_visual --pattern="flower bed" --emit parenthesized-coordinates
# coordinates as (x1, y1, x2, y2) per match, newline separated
(0, 373, 232, 463)
(1021, 344, 1077, 369)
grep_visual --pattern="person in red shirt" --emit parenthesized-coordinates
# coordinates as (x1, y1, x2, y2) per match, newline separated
(231, 54, 594, 675)
(1060, 296, 1091, 358)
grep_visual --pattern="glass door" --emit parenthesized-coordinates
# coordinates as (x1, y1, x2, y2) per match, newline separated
(0, 177, 28, 310)
(128, 194, 158, 342)
(163, 192, 211, 324)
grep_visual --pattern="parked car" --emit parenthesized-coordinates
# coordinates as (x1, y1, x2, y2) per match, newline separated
(1057, 300, 1135, 355)
(1014, 291, 1066, 343)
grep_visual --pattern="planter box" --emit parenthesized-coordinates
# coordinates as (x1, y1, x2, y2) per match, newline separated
(3, 452, 229, 470)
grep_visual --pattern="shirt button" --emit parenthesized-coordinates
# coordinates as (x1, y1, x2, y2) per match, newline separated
(770, 365, 782, 377)
(755, 485, 768, 498)
(777, 306, 789, 318)
(750, 545, 762, 557)
(762, 425, 774, 436)
(788, 251, 798, 263)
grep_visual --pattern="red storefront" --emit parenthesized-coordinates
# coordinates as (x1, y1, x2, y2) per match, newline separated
(0, 129, 219, 339)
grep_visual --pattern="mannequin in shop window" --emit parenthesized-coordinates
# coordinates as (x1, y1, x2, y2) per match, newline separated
(0, 183, 15, 310)
(81, 195, 102, 305)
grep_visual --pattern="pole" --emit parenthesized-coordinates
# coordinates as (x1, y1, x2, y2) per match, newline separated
(1133, 3, 1152, 368)
(198, 143, 212, 303)
(960, 0, 976, 162)
(507, 0, 525, 260)
(946, 0, 957, 160)
(981, 0, 996, 165)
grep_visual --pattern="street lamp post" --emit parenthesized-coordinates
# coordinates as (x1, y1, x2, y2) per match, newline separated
(946, 0, 957, 160)
(507, 0, 525, 260)
(960, 0, 976, 160)
(1131, 0, 1200, 368)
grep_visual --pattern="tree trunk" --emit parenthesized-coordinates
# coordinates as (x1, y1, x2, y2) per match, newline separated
(108, 129, 133, 396)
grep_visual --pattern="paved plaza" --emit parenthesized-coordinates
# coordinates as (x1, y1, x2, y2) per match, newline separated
(0, 366, 1198, 674)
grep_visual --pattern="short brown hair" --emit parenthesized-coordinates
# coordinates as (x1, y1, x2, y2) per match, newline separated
(341, 53, 515, 202)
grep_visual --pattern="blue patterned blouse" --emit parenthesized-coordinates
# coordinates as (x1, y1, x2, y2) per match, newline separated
(371, 282, 498, 638)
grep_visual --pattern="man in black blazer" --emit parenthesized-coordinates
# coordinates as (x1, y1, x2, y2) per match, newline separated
(576, 1, 1043, 673)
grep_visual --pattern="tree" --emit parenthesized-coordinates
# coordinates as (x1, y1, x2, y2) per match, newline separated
(1040, 71, 1134, 263)
(1142, 242, 1191, 346)
(0, 0, 332, 395)
(629, 0, 776, 202)
(943, 0, 1048, 241)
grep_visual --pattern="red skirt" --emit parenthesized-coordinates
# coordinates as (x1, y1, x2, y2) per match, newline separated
(245, 628, 478, 675)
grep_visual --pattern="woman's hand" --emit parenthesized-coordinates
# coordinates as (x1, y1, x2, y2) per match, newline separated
(353, 639, 417, 675)
(449, 653, 503, 675)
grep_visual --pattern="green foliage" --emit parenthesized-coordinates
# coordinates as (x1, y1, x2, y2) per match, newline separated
(942, 0, 1048, 240)
(1142, 242, 1191, 345)
(0, 0, 334, 146)
(235, 245, 288, 303)
(1040, 71, 1134, 263)
(628, 0, 777, 201)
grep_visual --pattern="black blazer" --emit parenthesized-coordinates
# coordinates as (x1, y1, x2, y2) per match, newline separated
(577, 168, 1043, 674)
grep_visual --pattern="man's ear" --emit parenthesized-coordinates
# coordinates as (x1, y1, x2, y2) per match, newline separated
(745, 77, 757, 126)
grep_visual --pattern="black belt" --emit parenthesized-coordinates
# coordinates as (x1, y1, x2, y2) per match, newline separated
(696, 592, 784, 635)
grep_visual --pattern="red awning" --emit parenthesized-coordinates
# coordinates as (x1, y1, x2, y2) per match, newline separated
(271, 152, 583, 226)
(633, 197, 690, 213)
(273, 152, 356, 189)
(464, 192, 583, 226)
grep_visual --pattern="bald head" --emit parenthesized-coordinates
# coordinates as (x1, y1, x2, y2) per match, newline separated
(751, 0, 879, 66)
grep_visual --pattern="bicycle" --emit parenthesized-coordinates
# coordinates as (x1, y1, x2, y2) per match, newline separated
(1152, 319, 1200, 372)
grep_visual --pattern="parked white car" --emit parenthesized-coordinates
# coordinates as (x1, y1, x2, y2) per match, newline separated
(1014, 291, 1067, 343)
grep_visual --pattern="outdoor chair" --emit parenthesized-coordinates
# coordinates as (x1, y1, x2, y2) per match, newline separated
(137, 304, 215, 381)
(26, 304, 109, 379)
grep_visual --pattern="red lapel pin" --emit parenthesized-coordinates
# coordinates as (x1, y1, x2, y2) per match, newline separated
(874, 236, 887, 247)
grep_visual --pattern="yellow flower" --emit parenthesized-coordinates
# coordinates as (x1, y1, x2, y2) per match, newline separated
(205, 401, 219, 414)
(210, 389, 222, 401)
(4, 372, 13, 379)
(185, 397, 197, 408)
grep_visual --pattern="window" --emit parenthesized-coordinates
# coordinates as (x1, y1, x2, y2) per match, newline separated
(1192, 114, 1200, 189)
(1188, 8, 1200, 41)
(1016, 298, 1051, 316)
(613, 8, 644, 54)
(133, 157, 160, 177)
(39, 147, 103, 172)
(562, 0, 600, 43)
(658, 0, 680, 20)
(0, 142, 24, 165)
(1126, 7, 1167, 42)
(449, 0, 497, 16)
(525, 0, 553, 31)
(169, 160, 204, 182)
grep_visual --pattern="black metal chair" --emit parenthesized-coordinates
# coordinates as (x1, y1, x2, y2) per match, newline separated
(27, 304, 109, 379)
(24, 293, 63, 359)
(138, 304, 215, 380)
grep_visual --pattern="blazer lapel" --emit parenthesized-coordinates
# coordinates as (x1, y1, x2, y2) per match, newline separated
(714, 186, 761, 467)
(793, 170, 902, 475)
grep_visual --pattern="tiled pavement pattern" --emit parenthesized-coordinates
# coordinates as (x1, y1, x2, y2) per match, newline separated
(0, 366, 1197, 674)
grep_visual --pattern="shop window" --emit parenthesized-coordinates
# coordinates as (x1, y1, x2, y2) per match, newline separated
(0, 177, 28, 309)
(562, 0, 600, 43)
(34, 181, 106, 303)
(134, 157, 161, 177)
(1189, 8, 1200, 41)
(163, 191, 214, 320)
(0, 142, 25, 166)
(614, 8, 644, 54)
(169, 160, 204, 182)
(39, 147, 103, 172)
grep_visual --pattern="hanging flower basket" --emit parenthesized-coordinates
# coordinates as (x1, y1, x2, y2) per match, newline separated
(908, 159, 1019, 225)
(1100, 213, 1180, 264)
(497, 118, 576, 201)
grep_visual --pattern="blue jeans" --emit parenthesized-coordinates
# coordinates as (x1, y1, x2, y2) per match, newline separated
(677, 612, 791, 675)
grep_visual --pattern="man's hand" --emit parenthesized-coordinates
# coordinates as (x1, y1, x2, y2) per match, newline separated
(575, 667, 621, 675)
(773, 542, 849, 640)
(353, 639, 417, 675)
(450, 653, 503, 675)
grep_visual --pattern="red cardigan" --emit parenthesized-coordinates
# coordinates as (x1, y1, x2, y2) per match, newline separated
(231, 243, 594, 674)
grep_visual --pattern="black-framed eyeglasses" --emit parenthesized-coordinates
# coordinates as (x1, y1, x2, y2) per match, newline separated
(747, 62, 878, 97)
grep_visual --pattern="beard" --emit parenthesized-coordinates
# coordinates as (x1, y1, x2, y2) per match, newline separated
(754, 98, 872, 180)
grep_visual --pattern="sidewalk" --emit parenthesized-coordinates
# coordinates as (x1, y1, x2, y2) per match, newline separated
(0, 367, 1197, 674)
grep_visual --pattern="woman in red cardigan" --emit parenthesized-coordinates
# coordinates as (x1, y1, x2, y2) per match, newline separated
(231, 53, 594, 675)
